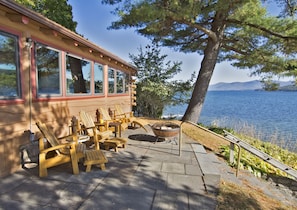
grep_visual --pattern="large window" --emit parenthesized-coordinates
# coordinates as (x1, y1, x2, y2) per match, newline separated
(35, 42, 61, 96)
(108, 68, 115, 93)
(116, 71, 124, 93)
(0, 31, 20, 99)
(125, 73, 130, 93)
(66, 55, 91, 94)
(109, 68, 129, 94)
(94, 63, 104, 94)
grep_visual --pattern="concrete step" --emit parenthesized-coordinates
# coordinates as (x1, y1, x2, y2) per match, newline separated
(192, 144, 221, 194)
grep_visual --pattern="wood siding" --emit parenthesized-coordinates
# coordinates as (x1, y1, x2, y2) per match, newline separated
(0, 2, 136, 177)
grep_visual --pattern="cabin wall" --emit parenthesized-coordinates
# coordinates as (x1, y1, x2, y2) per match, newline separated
(0, 4, 135, 177)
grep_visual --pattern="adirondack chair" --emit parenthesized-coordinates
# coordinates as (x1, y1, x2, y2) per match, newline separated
(99, 107, 128, 132)
(114, 104, 133, 123)
(79, 110, 112, 142)
(114, 104, 148, 132)
(36, 121, 86, 177)
(79, 111, 127, 152)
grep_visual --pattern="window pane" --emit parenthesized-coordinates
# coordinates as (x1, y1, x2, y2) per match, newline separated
(0, 31, 20, 99)
(35, 43, 61, 95)
(66, 55, 90, 94)
(94, 63, 103, 94)
(108, 68, 115, 93)
(125, 73, 130, 93)
(116, 71, 124, 93)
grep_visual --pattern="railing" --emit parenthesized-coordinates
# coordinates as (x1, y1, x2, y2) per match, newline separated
(185, 121, 297, 179)
(224, 130, 297, 180)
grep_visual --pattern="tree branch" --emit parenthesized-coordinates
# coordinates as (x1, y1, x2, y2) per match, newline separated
(227, 18, 297, 40)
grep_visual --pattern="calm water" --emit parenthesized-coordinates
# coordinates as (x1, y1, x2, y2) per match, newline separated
(164, 91, 297, 150)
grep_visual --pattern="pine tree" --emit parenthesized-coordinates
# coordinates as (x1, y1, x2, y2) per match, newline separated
(102, 0, 297, 123)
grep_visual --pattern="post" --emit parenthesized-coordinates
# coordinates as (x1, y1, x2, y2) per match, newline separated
(179, 121, 186, 156)
(229, 142, 235, 164)
(236, 146, 241, 177)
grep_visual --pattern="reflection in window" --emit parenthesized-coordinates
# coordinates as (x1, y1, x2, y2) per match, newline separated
(35, 43, 60, 95)
(125, 73, 130, 93)
(0, 31, 20, 99)
(94, 63, 104, 94)
(66, 55, 90, 94)
(108, 68, 115, 93)
(116, 71, 124, 93)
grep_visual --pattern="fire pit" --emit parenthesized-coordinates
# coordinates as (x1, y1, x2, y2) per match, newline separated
(151, 122, 180, 140)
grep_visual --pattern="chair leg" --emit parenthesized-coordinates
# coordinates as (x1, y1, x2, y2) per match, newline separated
(70, 146, 79, 175)
(100, 163, 106, 170)
(86, 164, 92, 172)
(39, 153, 48, 177)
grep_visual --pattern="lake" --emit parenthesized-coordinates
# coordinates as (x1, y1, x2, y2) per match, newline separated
(163, 90, 297, 151)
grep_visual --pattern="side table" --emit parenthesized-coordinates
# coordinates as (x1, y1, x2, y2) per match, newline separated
(108, 122, 121, 137)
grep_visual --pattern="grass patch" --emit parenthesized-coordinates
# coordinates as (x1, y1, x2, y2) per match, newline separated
(217, 181, 294, 210)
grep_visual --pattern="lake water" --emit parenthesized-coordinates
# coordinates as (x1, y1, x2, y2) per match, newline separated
(163, 91, 297, 151)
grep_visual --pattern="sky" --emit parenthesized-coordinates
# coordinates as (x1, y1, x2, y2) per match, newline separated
(67, 0, 281, 84)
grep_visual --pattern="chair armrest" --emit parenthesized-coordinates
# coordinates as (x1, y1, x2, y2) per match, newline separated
(40, 142, 75, 154)
(57, 134, 75, 140)
(114, 113, 126, 118)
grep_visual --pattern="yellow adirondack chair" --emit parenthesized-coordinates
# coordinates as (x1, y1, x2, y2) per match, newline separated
(36, 121, 86, 177)
(70, 116, 109, 172)
(99, 107, 128, 132)
(79, 110, 127, 152)
(114, 104, 148, 132)
(79, 110, 112, 142)
(114, 104, 133, 123)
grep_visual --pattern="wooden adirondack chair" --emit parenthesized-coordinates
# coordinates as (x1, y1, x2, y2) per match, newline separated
(114, 104, 148, 132)
(99, 107, 128, 132)
(114, 104, 133, 123)
(36, 121, 86, 177)
(79, 110, 127, 152)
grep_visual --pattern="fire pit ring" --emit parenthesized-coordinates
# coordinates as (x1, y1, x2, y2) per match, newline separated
(151, 122, 180, 138)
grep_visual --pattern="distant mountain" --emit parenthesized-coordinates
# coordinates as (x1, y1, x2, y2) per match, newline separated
(208, 80, 293, 91)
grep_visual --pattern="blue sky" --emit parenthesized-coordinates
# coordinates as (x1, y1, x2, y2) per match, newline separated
(67, 0, 280, 84)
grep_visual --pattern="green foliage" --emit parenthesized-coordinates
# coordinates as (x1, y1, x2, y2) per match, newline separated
(219, 132, 297, 178)
(260, 77, 280, 91)
(0, 72, 17, 87)
(102, 0, 297, 123)
(130, 44, 194, 118)
(103, 0, 297, 76)
(15, 0, 77, 31)
(208, 126, 233, 136)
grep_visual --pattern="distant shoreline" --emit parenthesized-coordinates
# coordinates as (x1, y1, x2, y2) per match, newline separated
(209, 80, 294, 91)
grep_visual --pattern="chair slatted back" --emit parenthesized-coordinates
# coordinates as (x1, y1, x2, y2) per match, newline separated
(36, 121, 62, 155)
(79, 111, 95, 137)
(99, 107, 112, 121)
(115, 105, 124, 116)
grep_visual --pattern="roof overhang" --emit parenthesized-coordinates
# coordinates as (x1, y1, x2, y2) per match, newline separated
(0, 0, 138, 74)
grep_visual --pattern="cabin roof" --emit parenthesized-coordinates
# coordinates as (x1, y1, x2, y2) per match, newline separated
(0, 0, 137, 74)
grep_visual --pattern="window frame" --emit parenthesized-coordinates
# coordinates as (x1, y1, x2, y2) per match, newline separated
(65, 53, 91, 96)
(0, 30, 21, 100)
(34, 42, 62, 97)
(94, 62, 104, 95)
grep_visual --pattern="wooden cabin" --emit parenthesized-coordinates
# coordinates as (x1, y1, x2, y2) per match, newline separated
(0, 0, 137, 177)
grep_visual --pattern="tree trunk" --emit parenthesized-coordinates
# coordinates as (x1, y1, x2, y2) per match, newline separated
(181, 40, 220, 123)
(69, 57, 86, 93)
(182, 11, 226, 123)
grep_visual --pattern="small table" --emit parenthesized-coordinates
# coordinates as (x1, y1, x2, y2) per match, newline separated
(108, 122, 121, 137)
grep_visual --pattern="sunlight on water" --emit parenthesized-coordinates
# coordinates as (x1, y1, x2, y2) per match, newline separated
(163, 91, 297, 151)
